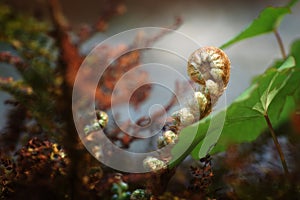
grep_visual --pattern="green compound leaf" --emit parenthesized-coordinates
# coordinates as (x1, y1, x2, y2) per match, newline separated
(170, 50, 300, 164)
(253, 56, 295, 115)
(220, 0, 298, 49)
(192, 62, 299, 159)
(170, 3, 300, 167)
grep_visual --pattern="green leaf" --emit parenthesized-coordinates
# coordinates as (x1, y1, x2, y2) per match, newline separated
(198, 68, 298, 159)
(220, 0, 298, 49)
(170, 53, 300, 163)
(169, 117, 209, 168)
(253, 57, 295, 115)
(252, 102, 265, 115)
(287, 0, 299, 8)
(290, 39, 300, 68)
(278, 56, 295, 70)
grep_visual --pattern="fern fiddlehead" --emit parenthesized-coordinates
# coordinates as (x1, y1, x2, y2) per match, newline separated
(144, 46, 231, 170)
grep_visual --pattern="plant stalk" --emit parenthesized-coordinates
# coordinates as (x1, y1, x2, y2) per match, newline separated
(168, 134, 205, 169)
(273, 29, 287, 59)
(264, 113, 289, 176)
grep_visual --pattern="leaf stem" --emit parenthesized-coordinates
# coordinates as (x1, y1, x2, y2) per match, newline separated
(264, 113, 289, 176)
(168, 134, 205, 169)
(273, 29, 287, 59)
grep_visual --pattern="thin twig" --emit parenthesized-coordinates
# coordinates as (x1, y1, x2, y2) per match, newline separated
(48, 0, 84, 198)
(144, 16, 183, 47)
(264, 113, 289, 176)
(107, 81, 180, 147)
(273, 29, 287, 59)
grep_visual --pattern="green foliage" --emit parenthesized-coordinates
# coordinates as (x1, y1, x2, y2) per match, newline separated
(111, 180, 131, 200)
(170, 0, 300, 164)
(192, 56, 299, 159)
(290, 39, 300, 65)
(130, 189, 150, 200)
(170, 53, 300, 163)
(0, 4, 48, 43)
(0, 3, 60, 132)
(220, 0, 298, 49)
(252, 56, 295, 115)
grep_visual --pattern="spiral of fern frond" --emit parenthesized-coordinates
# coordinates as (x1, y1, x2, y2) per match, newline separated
(145, 47, 231, 170)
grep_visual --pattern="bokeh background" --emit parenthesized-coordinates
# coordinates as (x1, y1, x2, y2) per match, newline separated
(1, 0, 300, 130)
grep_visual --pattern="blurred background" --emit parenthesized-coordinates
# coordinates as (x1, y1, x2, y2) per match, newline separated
(1, 0, 300, 129)
(0, 1, 300, 198)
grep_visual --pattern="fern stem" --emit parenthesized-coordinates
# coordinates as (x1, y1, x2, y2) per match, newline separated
(168, 134, 205, 169)
(273, 29, 287, 59)
(264, 113, 289, 176)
